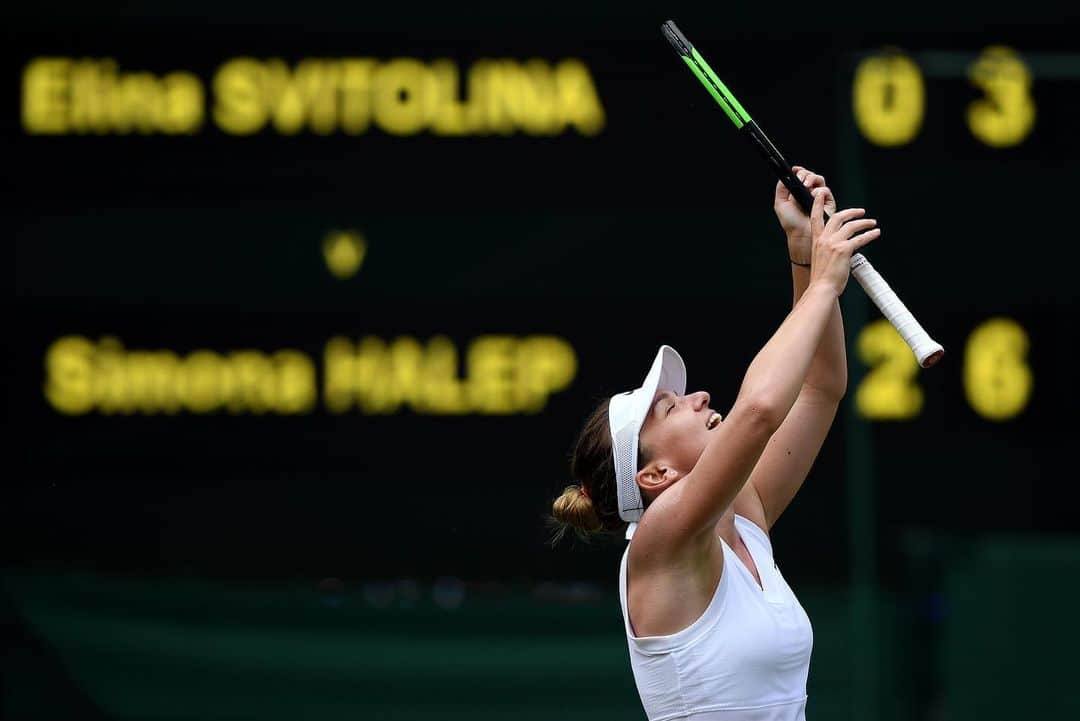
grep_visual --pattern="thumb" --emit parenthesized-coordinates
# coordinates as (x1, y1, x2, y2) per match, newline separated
(774, 180, 790, 203)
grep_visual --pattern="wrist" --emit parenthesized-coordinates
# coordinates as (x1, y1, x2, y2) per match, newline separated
(786, 233, 811, 266)
(806, 278, 842, 300)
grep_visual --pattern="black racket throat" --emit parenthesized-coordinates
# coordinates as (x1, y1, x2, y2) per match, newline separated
(663, 19, 817, 218)
(740, 121, 817, 217)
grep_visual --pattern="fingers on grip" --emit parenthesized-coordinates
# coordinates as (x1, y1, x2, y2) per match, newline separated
(793, 167, 826, 189)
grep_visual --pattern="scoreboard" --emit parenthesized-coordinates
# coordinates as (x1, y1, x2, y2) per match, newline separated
(6, 4, 1079, 587)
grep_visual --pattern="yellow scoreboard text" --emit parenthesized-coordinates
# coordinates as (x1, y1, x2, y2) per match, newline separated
(44, 334, 578, 416)
(853, 46, 1036, 148)
(855, 317, 1032, 422)
(22, 57, 606, 137)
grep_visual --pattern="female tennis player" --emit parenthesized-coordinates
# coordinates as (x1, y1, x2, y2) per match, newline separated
(551, 169, 878, 721)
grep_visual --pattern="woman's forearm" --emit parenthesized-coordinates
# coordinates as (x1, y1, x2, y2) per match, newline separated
(791, 264, 848, 399)
(734, 281, 838, 427)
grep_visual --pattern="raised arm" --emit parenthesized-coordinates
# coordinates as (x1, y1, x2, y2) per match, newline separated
(736, 168, 850, 531)
(637, 189, 879, 552)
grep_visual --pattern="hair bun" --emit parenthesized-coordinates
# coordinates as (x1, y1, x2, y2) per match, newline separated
(552, 484, 602, 535)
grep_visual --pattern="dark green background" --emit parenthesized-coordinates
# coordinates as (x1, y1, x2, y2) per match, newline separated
(5, 2, 1079, 719)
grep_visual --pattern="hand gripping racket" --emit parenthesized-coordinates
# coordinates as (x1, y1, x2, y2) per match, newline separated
(662, 20, 944, 368)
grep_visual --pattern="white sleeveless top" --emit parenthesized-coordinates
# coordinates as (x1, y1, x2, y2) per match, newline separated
(618, 515, 814, 721)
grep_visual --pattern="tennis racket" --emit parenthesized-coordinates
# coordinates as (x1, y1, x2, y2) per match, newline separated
(662, 20, 944, 368)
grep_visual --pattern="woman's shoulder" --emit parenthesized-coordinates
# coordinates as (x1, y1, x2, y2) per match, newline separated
(628, 490, 722, 567)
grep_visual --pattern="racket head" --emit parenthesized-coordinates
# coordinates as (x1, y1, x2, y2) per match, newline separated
(662, 21, 752, 129)
(661, 20, 692, 56)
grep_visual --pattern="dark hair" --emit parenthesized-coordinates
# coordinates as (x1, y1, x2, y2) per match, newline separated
(551, 397, 650, 542)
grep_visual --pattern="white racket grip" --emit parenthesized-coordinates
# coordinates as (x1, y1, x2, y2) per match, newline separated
(850, 253, 944, 368)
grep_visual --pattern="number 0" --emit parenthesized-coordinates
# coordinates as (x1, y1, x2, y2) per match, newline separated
(853, 51, 925, 147)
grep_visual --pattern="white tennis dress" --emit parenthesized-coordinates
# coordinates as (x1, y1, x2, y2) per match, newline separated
(618, 515, 814, 721)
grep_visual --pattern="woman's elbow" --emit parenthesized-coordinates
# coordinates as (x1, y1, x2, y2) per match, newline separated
(736, 393, 788, 435)
(805, 375, 847, 404)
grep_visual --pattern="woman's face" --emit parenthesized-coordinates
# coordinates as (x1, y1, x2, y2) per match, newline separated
(637, 389, 723, 477)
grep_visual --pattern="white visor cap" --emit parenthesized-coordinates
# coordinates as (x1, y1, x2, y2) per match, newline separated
(608, 345, 687, 539)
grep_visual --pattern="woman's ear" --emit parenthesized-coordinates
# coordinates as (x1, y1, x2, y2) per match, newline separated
(636, 461, 679, 495)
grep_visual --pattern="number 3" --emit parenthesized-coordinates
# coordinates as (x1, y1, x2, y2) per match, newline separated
(967, 46, 1036, 147)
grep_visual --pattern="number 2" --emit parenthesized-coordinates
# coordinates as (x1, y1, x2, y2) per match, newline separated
(855, 319, 923, 420)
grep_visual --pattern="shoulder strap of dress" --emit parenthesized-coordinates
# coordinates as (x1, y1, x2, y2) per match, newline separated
(734, 514, 773, 560)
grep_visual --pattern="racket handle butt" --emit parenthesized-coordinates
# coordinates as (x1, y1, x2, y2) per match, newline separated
(850, 253, 944, 370)
(919, 346, 945, 369)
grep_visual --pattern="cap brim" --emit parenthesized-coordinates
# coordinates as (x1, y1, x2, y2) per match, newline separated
(609, 345, 687, 527)
(619, 346, 687, 426)
(643, 344, 687, 400)
(613, 345, 688, 438)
